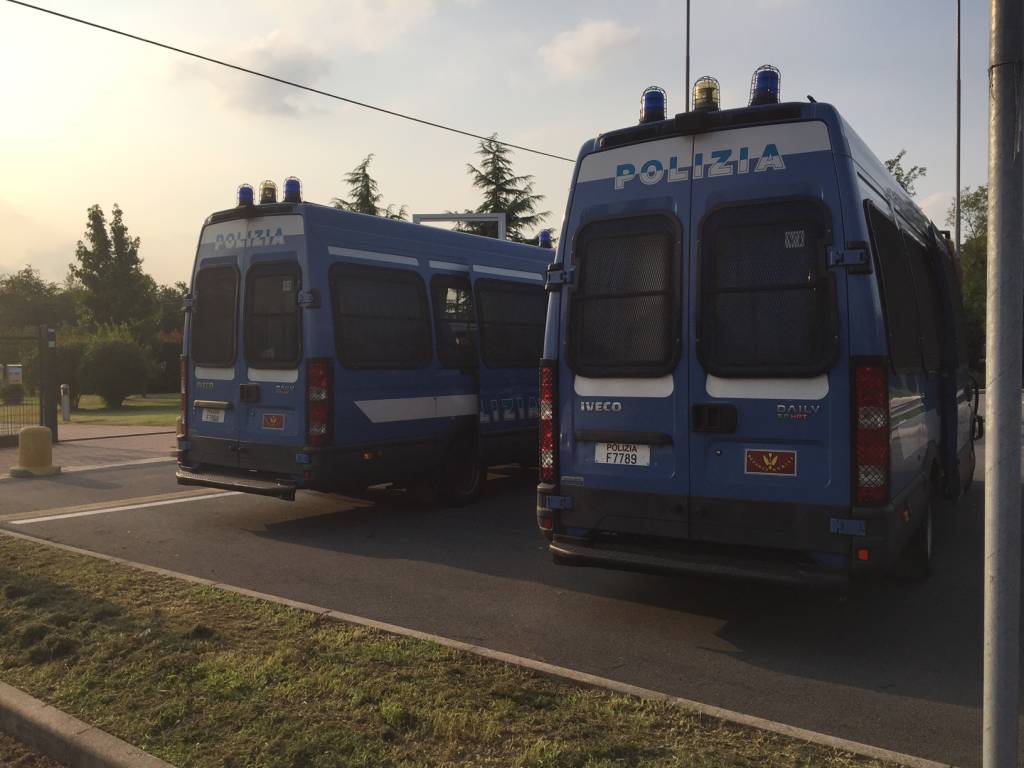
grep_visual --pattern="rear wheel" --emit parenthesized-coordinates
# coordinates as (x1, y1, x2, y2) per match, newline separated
(441, 436, 484, 507)
(896, 487, 934, 582)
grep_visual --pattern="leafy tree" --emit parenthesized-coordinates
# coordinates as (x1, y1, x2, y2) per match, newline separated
(884, 150, 927, 196)
(0, 266, 78, 331)
(946, 185, 989, 369)
(80, 325, 148, 408)
(331, 154, 407, 220)
(69, 204, 157, 330)
(461, 135, 549, 242)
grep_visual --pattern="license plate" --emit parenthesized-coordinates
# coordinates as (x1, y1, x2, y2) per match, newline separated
(202, 408, 225, 424)
(595, 442, 650, 466)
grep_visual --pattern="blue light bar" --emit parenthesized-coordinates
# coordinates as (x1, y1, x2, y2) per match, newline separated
(283, 176, 302, 203)
(538, 229, 553, 249)
(237, 183, 254, 207)
(749, 65, 781, 106)
(639, 86, 667, 124)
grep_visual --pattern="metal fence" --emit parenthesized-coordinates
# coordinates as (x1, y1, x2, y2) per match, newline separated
(0, 394, 41, 442)
(0, 329, 54, 446)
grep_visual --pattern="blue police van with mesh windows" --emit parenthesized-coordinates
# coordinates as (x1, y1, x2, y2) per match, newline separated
(536, 70, 980, 583)
(176, 178, 551, 504)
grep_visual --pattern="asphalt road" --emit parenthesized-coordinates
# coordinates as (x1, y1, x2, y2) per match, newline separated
(0, 442, 1017, 768)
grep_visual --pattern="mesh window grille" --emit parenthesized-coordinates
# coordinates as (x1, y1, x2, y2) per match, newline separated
(568, 214, 680, 377)
(245, 266, 301, 368)
(191, 266, 237, 367)
(332, 262, 432, 369)
(699, 201, 835, 377)
(865, 203, 924, 372)
(475, 280, 546, 369)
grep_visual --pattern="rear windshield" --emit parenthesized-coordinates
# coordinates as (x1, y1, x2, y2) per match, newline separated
(244, 263, 301, 369)
(699, 200, 836, 377)
(331, 262, 432, 369)
(568, 214, 680, 377)
(475, 279, 546, 369)
(191, 265, 237, 367)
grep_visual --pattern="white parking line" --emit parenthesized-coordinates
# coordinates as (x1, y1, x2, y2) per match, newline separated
(10, 492, 240, 525)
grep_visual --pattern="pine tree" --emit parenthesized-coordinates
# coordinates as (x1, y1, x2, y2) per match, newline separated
(331, 154, 407, 220)
(69, 204, 156, 329)
(461, 135, 549, 242)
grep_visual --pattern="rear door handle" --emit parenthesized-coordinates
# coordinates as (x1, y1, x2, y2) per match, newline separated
(691, 404, 737, 433)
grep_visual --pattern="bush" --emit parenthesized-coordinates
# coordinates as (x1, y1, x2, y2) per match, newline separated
(81, 338, 148, 408)
(1, 383, 24, 405)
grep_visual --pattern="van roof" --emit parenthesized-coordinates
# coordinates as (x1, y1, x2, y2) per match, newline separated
(574, 100, 932, 236)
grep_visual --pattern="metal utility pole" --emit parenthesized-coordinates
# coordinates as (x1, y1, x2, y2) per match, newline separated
(955, 0, 962, 259)
(685, 0, 691, 112)
(983, 0, 1023, 764)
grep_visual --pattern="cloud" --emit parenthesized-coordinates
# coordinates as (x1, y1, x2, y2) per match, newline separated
(539, 19, 640, 81)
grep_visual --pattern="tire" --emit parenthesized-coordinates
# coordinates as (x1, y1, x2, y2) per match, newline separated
(896, 490, 933, 582)
(441, 436, 484, 507)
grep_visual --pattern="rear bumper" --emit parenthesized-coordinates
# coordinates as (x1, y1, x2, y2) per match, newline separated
(176, 467, 297, 500)
(549, 537, 849, 587)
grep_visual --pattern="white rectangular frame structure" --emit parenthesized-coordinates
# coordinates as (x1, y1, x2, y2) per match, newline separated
(412, 212, 507, 241)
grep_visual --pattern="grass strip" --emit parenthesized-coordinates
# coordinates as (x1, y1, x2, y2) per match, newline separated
(70, 394, 178, 427)
(0, 535, 899, 768)
(0, 731, 66, 768)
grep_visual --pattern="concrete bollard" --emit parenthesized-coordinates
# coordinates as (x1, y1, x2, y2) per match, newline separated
(9, 426, 61, 478)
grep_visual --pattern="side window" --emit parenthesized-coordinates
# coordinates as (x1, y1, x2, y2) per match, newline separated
(865, 203, 923, 372)
(191, 265, 238, 367)
(568, 214, 680, 377)
(475, 279, 546, 369)
(244, 264, 301, 369)
(431, 275, 477, 368)
(699, 200, 836, 376)
(903, 233, 942, 372)
(331, 262, 432, 369)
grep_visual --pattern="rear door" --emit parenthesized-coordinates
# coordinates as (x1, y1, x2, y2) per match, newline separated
(560, 135, 694, 523)
(687, 122, 850, 541)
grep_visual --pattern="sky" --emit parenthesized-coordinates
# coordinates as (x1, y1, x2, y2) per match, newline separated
(0, 0, 991, 287)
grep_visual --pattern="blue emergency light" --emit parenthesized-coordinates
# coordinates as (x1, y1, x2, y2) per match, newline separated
(237, 183, 254, 207)
(749, 65, 781, 106)
(639, 86, 667, 124)
(283, 176, 302, 203)
(692, 76, 720, 112)
(538, 229, 553, 249)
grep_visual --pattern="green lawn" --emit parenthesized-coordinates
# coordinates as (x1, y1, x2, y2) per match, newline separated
(0, 535, 896, 768)
(71, 393, 178, 427)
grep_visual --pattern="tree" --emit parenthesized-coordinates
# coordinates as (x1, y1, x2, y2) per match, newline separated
(331, 154, 407, 220)
(0, 267, 72, 331)
(884, 150, 927, 197)
(461, 135, 549, 242)
(945, 185, 989, 370)
(946, 185, 988, 242)
(69, 204, 157, 331)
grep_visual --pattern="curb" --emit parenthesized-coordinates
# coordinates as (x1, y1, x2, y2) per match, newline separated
(1, 528, 953, 768)
(0, 680, 173, 768)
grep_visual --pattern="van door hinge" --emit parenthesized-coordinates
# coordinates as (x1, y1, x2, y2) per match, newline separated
(545, 264, 574, 292)
(827, 246, 870, 272)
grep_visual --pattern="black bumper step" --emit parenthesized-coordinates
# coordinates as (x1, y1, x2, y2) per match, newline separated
(176, 467, 297, 501)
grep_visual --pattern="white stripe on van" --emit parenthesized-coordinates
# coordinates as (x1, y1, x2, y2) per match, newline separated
(195, 366, 235, 381)
(706, 375, 828, 400)
(248, 368, 299, 384)
(328, 246, 418, 267)
(355, 394, 478, 423)
(428, 260, 470, 272)
(200, 214, 304, 246)
(574, 375, 673, 398)
(472, 265, 543, 282)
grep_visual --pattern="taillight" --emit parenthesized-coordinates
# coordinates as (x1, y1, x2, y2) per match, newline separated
(306, 358, 332, 446)
(539, 361, 558, 483)
(853, 362, 889, 504)
(177, 356, 187, 439)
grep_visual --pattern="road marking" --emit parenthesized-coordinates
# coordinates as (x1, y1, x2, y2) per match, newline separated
(10, 492, 240, 525)
(0, 527, 953, 768)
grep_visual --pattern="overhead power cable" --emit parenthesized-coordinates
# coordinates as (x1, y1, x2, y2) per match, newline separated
(5, 0, 575, 163)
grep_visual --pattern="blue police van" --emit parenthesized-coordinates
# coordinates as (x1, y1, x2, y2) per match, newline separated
(176, 179, 551, 504)
(536, 70, 979, 584)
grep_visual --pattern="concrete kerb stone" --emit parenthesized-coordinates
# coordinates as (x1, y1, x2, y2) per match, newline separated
(0, 528, 955, 768)
(0, 681, 173, 768)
